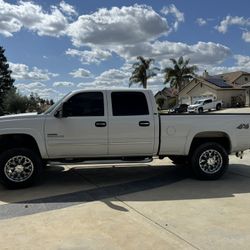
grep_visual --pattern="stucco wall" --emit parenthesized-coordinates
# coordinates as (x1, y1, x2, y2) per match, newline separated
(217, 89, 245, 108)
(179, 81, 218, 104)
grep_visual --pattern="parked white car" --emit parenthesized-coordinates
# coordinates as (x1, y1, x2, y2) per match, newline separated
(188, 98, 222, 113)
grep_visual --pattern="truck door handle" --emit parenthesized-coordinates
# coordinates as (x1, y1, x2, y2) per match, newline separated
(95, 121, 107, 127)
(139, 121, 150, 127)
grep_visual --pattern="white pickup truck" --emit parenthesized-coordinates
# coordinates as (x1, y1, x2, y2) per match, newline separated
(188, 98, 223, 113)
(0, 89, 249, 188)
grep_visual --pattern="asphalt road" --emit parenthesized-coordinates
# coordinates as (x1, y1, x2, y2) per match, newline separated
(1, 152, 250, 249)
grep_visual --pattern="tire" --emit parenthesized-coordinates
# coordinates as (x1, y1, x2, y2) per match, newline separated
(191, 143, 228, 180)
(0, 148, 43, 189)
(216, 103, 222, 110)
(198, 108, 203, 114)
(168, 156, 189, 165)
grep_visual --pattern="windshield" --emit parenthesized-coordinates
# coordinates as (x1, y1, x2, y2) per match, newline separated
(44, 92, 71, 114)
(194, 100, 203, 104)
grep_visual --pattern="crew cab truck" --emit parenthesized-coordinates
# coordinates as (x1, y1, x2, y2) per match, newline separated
(188, 98, 223, 113)
(0, 89, 249, 189)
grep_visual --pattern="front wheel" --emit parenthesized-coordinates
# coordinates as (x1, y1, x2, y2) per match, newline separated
(191, 143, 229, 180)
(198, 108, 203, 114)
(0, 148, 43, 189)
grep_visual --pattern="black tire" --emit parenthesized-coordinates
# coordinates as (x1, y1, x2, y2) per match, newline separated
(198, 108, 203, 114)
(216, 103, 222, 110)
(168, 156, 189, 165)
(191, 143, 228, 180)
(0, 148, 43, 189)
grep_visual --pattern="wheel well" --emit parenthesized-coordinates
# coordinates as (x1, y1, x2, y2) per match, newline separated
(0, 134, 41, 156)
(189, 132, 231, 155)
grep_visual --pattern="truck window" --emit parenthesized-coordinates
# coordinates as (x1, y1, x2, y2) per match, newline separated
(111, 92, 149, 116)
(66, 92, 104, 116)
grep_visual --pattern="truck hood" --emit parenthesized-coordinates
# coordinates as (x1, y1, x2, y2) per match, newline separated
(0, 112, 39, 121)
(188, 104, 200, 109)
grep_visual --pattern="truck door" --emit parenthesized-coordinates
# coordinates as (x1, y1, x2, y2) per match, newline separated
(44, 91, 108, 158)
(108, 91, 155, 156)
(204, 99, 212, 110)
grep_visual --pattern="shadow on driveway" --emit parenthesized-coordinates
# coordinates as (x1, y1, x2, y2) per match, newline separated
(0, 163, 249, 219)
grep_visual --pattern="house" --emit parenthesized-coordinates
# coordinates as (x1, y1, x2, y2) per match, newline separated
(216, 71, 250, 87)
(178, 71, 250, 107)
(242, 82, 250, 106)
(155, 87, 178, 109)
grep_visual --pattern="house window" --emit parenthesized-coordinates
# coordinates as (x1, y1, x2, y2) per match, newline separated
(245, 77, 248, 81)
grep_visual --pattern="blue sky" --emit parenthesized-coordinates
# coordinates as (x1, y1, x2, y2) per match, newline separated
(1, 0, 250, 100)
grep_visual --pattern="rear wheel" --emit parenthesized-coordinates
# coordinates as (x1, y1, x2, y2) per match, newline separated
(216, 103, 222, 110)
(0, 148, 43, 189)
(191, 143, 228, 180)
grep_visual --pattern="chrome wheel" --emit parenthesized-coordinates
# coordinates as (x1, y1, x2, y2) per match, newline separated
(199, 149, 222, 174)
(4, 155, 34, 183)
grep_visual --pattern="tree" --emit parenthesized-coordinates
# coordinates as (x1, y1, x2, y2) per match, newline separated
(156, 97, 165, 110)
(0, 47, 15, 114)
(129, 56, 159, 89)
(27, 92, 43, 113)
(3, 89, 28, 114)
(163, 56, 198, 91)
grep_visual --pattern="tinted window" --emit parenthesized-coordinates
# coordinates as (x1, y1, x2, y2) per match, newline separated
(66, 92, 104, 116)
(111, 92, 149, 116)
(204, 99, 211, 104)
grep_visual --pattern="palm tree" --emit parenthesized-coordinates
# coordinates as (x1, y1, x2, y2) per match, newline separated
(163, 56, 198, 91)
(129, 56, 159, 89)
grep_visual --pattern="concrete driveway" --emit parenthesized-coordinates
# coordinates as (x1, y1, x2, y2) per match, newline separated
(1, 153, 250, 250)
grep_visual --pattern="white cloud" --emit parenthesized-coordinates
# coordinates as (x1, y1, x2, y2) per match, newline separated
(67, 4, 169, 47)
(9, 62, 58, 81)
(53, 81, 74, 87)
(14, 83, 60, 100)
(95, 69, 130, 87)
(242, 31, 250, 42)
(196, 18, 207, 26)
(77, 68, 130, 89)
(76, 67, 165, 94)
(69, 68, 93, 78)
(15, 82, 46, 89)
(30, 88, 60, 99)
(147, 73, 165, 86)
(59, 1, 77, 16)
(0, 0, 69, 37)
(66, 48, 112, 64)
(161, 4, 184, 31)
(199, 54, 250, 75)
(98, 68, 129, 81)
(216, 15, 250, 34)
(234, 54, 250, 68)
(114, 41, 231, 67)
(77, 82, 97, 88)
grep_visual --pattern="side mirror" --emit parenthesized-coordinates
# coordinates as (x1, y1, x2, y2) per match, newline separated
(54, 109, 63, 118)
(54, 102, 71, 118)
